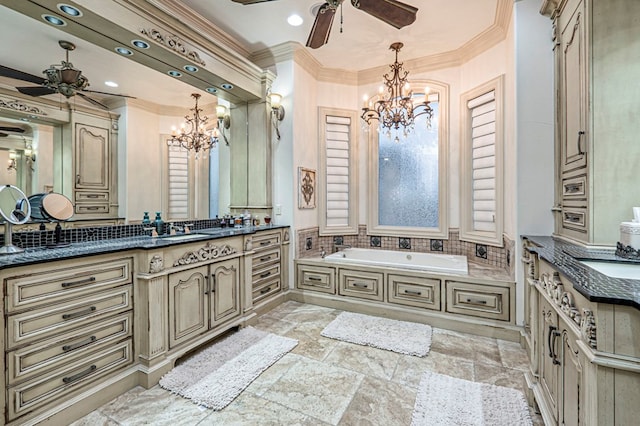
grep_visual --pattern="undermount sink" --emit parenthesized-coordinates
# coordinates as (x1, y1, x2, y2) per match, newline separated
(580, 260, 640, 280)
(159, 233, 206, 241)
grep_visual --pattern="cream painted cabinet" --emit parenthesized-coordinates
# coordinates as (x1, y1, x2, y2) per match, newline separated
(538, 295, 560, 421)
(168, 259, 241, 349)
(545, 0, 640, 245)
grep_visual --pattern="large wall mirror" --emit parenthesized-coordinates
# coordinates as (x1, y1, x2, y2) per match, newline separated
(0, 2, 240, 224)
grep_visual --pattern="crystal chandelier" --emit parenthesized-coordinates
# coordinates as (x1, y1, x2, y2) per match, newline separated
(361, 42, 433, 139)
(168, 93, 219, 157)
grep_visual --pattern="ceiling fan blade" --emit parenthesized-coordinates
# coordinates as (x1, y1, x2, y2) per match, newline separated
(83, 89, 136, 99)
(306, 3, 337, 49)
(352, 0, 418, 29)
(231, 0, 278, 3)
(0, 65, 46, 85)
(16, 86, 57, 97)
(77, 92, 109, 109)
(0, 126, 26, 133)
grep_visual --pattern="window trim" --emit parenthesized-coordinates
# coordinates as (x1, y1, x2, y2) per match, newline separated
(318, 107, 359, 236)
(459, 75, 504, 247)
(366, 79, 450, 239)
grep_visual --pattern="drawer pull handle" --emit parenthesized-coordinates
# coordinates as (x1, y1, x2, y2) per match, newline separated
(260, 272, 271, 279)
(564, 183, 582, 194)
(260, 286, 271, 294)
(577, 130, 585, 155)
(308, 276, 322, 281)
(564, 213, 582, 223)
(353, 282, 368, 289)
(466, 298, 487, 305)
(62, 336, 97, 352)
(86, 194, 100, 198)
(404, 289, 422, 296)
(62, 306, 97, 320)
(259, 256, 273, 262)
(85, 206, 101, 211)
(63, 365, 97, 384)
(260, 241, 270, 246)
(62, 276, 97, 288)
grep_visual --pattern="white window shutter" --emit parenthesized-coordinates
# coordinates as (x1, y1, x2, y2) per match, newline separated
(168, 145, 189, 219)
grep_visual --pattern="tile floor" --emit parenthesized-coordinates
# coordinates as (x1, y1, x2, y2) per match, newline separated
(73, 301, 543, 425)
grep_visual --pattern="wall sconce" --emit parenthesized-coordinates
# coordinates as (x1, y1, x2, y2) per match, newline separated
(7, 152, 17, 172)
(269, 92, 285, 141)
(216, 104, 231, 146)
(24, 146, 36, 171)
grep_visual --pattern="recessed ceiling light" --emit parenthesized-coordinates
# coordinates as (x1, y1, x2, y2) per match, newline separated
(57, 4, 82, 17)
(42, 14, 66, 26)
(132, 40, 150, 49)
(206, 87, 218, 94)
(105, 81, 118, 88)
(287, 14, 303, 27)
(115, 47, 133, 56)
(168, 70, 182, 78)
(221, 83, 234, 90)
(184, 65, 199, 73)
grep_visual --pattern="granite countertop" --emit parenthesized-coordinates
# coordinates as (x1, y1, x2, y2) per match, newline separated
(523, 236, 640, 310)
(0, 225, 287, 270)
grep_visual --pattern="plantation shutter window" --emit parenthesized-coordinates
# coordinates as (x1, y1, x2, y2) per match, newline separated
(318, 108, 358, 235)
(460, 76, 503, 247)
(167, 145, 190, 219)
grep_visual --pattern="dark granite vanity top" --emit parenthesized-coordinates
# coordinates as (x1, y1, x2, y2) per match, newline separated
(0, 225, 287, 270)
(523, 236, 640, 310)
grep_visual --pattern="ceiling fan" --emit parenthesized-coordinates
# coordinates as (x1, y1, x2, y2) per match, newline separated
(232, 0, 419, 49)
(0, 40, 134, 110)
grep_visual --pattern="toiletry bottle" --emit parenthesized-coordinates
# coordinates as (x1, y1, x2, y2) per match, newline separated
(154, 212, 164, 235)
(243, 209, 251, 227)
(142, 211, 150, 225)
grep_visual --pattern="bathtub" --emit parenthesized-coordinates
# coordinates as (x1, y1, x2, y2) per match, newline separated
(324, 248, 468, 275)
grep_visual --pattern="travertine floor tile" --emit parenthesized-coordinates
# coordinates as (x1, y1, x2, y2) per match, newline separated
(393, 350, 475, 388)
(324, 341, 401, 380)
(474, 362, 528, 392)
(498, 339, 530, 371)
(69, 410, 119, 426)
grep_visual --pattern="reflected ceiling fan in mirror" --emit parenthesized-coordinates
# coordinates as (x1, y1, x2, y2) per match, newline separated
(0, 40, 135, 110)
(232, 0, 419, 49)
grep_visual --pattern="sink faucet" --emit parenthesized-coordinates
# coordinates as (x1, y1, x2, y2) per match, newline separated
(321, 246, 326, 258)
(334, 244, 352, 253)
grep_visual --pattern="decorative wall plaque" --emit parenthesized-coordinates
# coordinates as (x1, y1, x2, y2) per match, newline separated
(173, 242, 236, 267)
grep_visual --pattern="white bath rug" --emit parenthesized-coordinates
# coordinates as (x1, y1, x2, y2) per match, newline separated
(412, 371, 533, 426)
(159, 326, 297, 410)
(321, 312, 432, 356)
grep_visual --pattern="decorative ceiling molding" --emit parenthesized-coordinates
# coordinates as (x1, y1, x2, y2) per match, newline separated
(0, 97, 47, 116)
(140, 27, 206, 66)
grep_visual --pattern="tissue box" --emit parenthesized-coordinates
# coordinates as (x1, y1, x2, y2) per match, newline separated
(620, 222, 640, 250)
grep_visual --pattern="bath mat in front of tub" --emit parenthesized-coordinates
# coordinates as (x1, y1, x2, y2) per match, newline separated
(411, 371, 532, 426)
(159, 326, 297, 410)
(321, 312, 432, 356)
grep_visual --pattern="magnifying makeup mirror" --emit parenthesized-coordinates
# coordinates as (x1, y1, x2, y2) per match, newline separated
(28, 192, 74, 248)
(0, 184, 31, 254)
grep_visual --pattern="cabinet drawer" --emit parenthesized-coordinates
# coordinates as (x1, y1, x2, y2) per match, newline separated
(445, 281, 510, 321)
(561, 175, 586, 199)
(296, 264, 336, 294)
(252, 247, 281, 268)
(252, 279, 282, 303)
(252, 262, 281, 286)
(7, 339, 133, 421)
(338, 269, 383, 301)
(253, 231, 281, 251)
(5, 257, 132, 313)
(388, 274, 441, 310)
(75, 204, 110, 215)
(75, 192, 109, 203)
(560, 201, 588, 242)
(6, 286, 133, 349)
(7, 312, 132, 386)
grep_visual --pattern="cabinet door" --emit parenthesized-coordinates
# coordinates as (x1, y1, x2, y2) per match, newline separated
(560, 0, 587, 175)
(210, 258, 240, 328)
(560, 322, 584, 426)
(75, 123, 110, 190)
(168, 266, 208, 348)
(538, 297, 560, 422)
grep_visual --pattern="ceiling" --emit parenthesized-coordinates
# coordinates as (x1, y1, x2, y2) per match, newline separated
(0, 0, 499, 109)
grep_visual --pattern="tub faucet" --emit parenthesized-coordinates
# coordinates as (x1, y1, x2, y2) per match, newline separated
(320, 247, 326, 258)
(334, 244, 352, 253)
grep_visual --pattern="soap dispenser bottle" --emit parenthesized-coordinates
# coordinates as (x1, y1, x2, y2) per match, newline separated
(153, 212, 164, 235)
(142, 211, 151, 225)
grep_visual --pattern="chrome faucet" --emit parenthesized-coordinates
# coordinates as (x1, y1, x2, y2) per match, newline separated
(320, 246, 326, 258)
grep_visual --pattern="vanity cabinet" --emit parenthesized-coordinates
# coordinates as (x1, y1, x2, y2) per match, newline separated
(1, 254, 134, 425)
(168, 258, 240, 349)
(250, 229, 283, 305)
(338, 269, 384, 301)
(522, 242, 639, 425)
(543, 0, 640, 245)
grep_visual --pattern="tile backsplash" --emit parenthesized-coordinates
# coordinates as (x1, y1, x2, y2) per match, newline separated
(296, 225, 515, 278)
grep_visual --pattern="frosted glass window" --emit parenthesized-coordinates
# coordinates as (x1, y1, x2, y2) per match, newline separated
(378, 103, 439, 228)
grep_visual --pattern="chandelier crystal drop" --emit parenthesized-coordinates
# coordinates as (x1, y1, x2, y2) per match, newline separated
(361, 42, 433, 138)
(168, 93, 219, 158)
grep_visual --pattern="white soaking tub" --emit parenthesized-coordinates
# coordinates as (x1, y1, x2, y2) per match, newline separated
(324, 248, 468, 275)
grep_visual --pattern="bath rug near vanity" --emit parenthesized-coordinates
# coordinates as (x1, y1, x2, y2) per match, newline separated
(411, 371, 532, 426)
(321, 312, 432, 356)
(159, 326, 297, 410)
